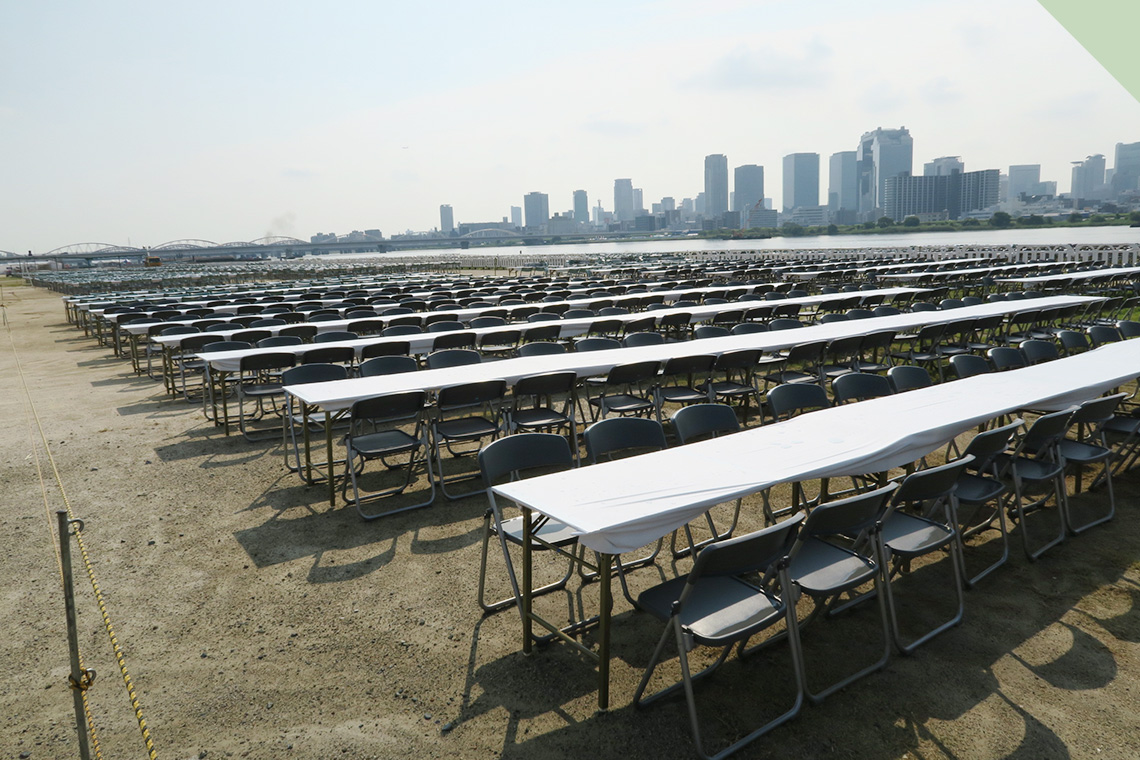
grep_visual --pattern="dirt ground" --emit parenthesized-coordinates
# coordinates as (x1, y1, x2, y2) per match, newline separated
(2, 280, 1139, 760)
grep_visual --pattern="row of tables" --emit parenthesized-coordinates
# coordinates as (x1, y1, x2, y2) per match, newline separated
(495, 336, 1140, 709)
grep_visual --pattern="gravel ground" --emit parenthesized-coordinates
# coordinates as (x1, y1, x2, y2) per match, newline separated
(2, 280, 1139, 760)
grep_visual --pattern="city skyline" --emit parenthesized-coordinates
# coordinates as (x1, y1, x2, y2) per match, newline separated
(2, 0, 1140, 252)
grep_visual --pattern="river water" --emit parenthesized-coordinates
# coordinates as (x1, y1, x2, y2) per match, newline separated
(327, 225, 1138, 262)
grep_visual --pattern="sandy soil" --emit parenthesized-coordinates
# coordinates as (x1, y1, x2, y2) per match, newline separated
(2, 280, 1139, 760)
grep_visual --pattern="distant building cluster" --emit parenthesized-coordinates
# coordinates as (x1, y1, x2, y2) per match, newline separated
(324, 131, 1140, 241)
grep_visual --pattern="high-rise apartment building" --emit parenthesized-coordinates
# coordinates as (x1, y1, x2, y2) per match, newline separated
(1008, 165, 1041, 200)
(573, 190, 589, 224)
(882, 168, 999, 221)
(857, 127, 913, 217)
(614, 178, 635, 222)
(1071, 154, 1106, 201)
(1113, 141, 1140, 196)
(439, 204, 454, 234)
(828, 151, 858, 213)
(782, 153, 820, 211)
(523, 192, 549, 230)
(733, 164, 765, 213)
(924, 156, 964, 176)
(633, 188, 644, 216)
(510, 206, 522, 229)
(704, 154, 729, 217)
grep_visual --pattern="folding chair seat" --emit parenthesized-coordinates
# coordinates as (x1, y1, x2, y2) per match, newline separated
(831, 372, 892, 405)
(890, 323, 946, 380)
(477, 328, 521, 359)
(313, 330, 358, 343)
(1059, 393, 1126, 534)
(174, 333, 224, 400)
(586, 360, 660, 421)
(949, 353, 991, 380)
(507, 371, 578, 452)
(654, 354, 716, 423)
(281, 363, 351, 476)
(997, 407, 1077, 560)
(852, 330, 895, 374)
(820, 335, 864, 380)
(764, 340, 825, 386)
(880, 456, 973, 654)
(341, 390, 434, 518)
(424, 348, 481, 370)
(785, 484, 896, 701)
(698, 349, 767, 423)
(236, 352, 297, 441)
(477, 433, 580, 614)
(633, 516, 806, 760)
(431, 379, 507, 500)
(656, 311, 692, 340)
(360, 340, 410, 360)
(517, 341, 566, 357)
(951, 420, 1023, 586)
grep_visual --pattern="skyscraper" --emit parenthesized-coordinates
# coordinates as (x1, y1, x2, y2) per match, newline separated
(782, 153, 820, 211)
(573, 190, 589, 224)
(632, 188, 644, 216)
(1008, 165, 1042, 200)
(857, 127, 914, 216)
(439, 204, 454, 234)
(523, 192, 549, 230)
(1113, 141, 1140, 196)
(614, 178, 635, 222)
(733, 165, 764, 213)
(828, 151, 858, 212)
(924, 156, 964, 176)
(704, 154, 729, 217)
(510, 206, 522, 229)
(1071, 154, 1106, 201)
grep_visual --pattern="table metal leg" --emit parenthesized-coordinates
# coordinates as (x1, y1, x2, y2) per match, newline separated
(326, 411, 335, 507)
(597, 551, 613, 711)
(522, 507, 533, 654)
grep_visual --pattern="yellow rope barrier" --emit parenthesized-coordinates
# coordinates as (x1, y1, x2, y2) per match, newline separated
(8, 304, 157, 760)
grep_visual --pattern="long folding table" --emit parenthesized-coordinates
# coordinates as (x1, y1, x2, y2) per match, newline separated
(278, 294, 1097, 506)
(494, 337, 1140, 709)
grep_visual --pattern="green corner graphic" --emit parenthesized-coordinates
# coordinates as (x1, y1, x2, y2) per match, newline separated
(1038, 0, 1140, 104)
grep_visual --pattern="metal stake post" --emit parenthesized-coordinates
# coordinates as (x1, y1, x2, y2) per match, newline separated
(57, 510, 93, 760)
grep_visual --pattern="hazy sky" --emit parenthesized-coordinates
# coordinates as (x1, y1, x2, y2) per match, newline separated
(2, 0, 1138, 253)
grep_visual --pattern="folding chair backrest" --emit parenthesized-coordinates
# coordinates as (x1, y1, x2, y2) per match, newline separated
(887, 365, 933, 392)
(949, 354, 990, 379)
(584, 417, 667, 463)
(800, 483, 897, 539)
(517, 341, 566, 357)
(962, 418, 1023, 471)
(576, 337, 621, 352)
(513, 370, 577, 398)
(313, 331, 359, 343)
(832, 372, 892, 404)
(691, 514, 804, 580)
(479, 433, 574, 487)
(437, 379, 506, 412)
(240, 351, 296, 373)
(1070, 393, 1127, 426)
(425, 349, 482, 369)
(767, 383, 830, 421)
(282, 363, 348, 385)
(892, 455, 975, 505)
(672, 404, 739, 445)
(351, 390, 427, 426)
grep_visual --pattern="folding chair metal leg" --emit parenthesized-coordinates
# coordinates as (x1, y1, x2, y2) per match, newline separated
(477, 504, 575, 615)
(955, 499, 1010, 588)
(1064, 456, 1115, 535)
(880, 533, 965, 655)
(1008, 471, 1067, 561)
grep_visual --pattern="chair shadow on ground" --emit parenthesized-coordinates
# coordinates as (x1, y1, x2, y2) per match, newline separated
(448, 491, 1138, 759)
